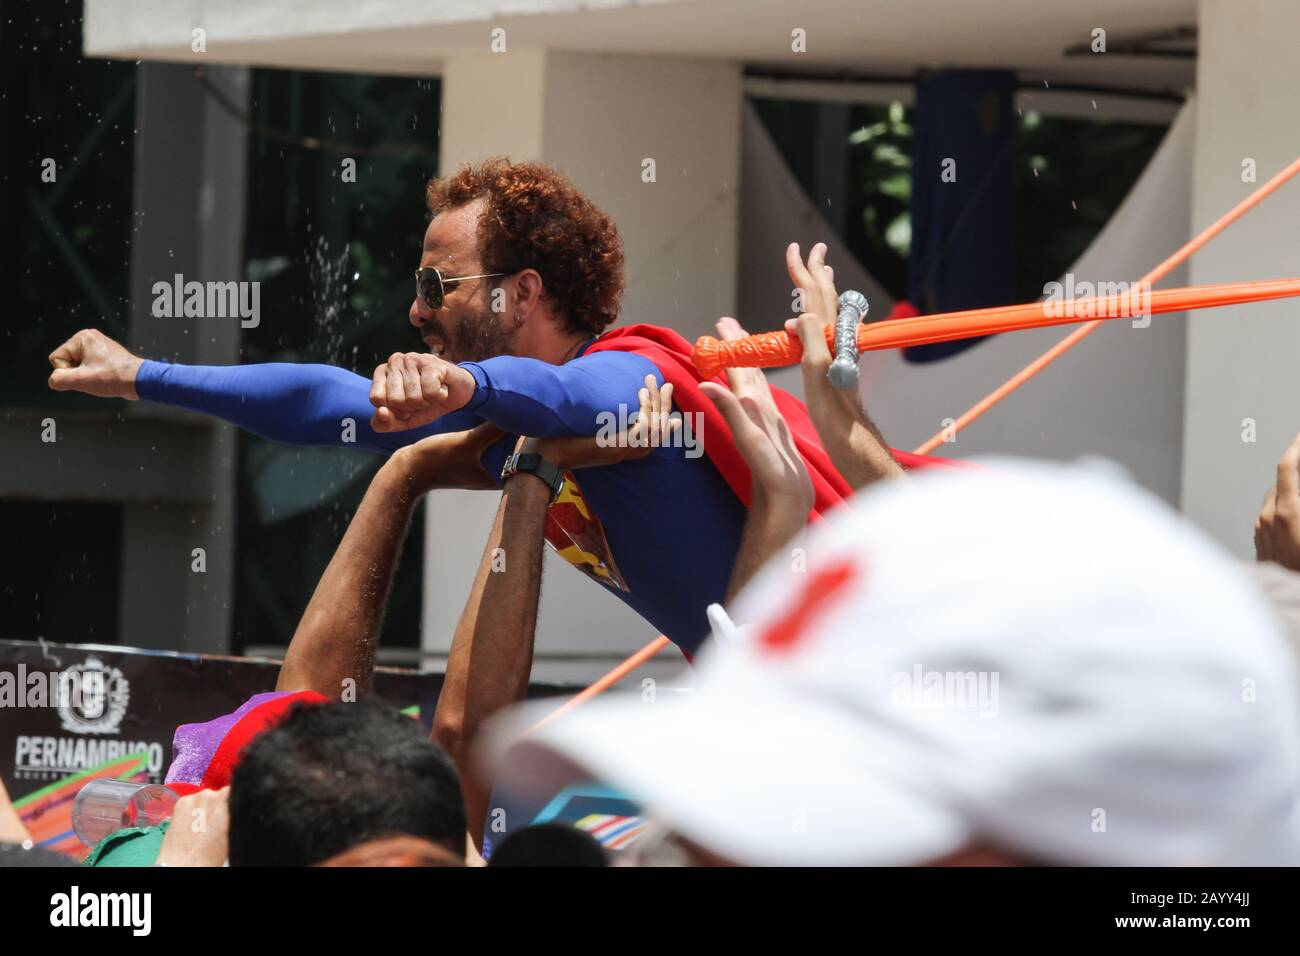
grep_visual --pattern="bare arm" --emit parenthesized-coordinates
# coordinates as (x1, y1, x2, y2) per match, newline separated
(276, 424, 503, 697)
(433, 472, 550, 850)
(725, 488, 808, 603)
(0, 774, 31, 845)
(700, 318, 813, 601)
(433, 379, 677, 848)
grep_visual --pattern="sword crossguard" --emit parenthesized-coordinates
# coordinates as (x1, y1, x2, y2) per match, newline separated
(827, 290, 869, 390)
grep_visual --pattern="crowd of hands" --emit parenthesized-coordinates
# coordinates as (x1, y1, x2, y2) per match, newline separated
(7, 241, 1300, 865)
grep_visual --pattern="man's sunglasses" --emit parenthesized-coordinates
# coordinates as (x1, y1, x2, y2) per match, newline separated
(414, 266, 506, 310)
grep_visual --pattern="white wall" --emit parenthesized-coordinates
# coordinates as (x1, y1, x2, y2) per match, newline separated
(1181, 0, 1300, 557)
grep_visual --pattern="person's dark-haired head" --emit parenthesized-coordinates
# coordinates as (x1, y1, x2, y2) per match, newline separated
(227, 698, 466, 866)
(487, 823, 608, 867)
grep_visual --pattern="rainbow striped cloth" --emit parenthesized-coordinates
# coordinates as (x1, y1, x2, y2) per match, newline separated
(574, 813, 652, 851)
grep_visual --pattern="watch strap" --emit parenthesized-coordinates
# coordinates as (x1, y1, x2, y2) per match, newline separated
(501, 452, 565, 502)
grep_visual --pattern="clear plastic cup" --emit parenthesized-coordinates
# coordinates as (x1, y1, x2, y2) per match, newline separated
(72, 779, 179, 847)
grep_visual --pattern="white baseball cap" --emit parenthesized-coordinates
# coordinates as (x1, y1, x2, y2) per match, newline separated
(485, 459, 1300, 866)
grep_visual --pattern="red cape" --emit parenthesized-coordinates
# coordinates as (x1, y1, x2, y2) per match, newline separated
(586, 324, 957, 520)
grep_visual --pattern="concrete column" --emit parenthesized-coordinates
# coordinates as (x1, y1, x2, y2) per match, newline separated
(1181, 0, 1300, 556)
(423, 50, 742, 676)
(117, 63, 248, 653)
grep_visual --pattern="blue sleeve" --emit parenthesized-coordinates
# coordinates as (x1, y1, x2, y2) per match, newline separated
(135, 360, 484, 455)
(457, 351, 660, 438)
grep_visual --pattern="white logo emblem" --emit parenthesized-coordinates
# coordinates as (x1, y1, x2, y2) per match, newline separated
(57, 657, 129, 735)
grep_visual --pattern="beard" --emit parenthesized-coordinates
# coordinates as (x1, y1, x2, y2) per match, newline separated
(431, 308, 517, 363)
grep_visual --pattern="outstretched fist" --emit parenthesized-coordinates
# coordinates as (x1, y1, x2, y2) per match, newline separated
(370, 351, 478, 433)
(48, 329, 144, 400)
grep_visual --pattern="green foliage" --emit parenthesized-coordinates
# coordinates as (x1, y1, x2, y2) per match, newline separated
(846, 103, 914, 294)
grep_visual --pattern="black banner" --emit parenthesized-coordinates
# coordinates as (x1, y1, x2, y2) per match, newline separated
(0, 639, 581, 860)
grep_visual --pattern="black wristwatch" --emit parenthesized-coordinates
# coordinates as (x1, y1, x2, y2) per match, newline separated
(500, 451, 565, 503)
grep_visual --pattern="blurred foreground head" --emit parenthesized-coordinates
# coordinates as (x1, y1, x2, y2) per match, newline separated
(487, 823, 608, 867)
(229, 698, 466, 866)
(487, 459, 1300, 866)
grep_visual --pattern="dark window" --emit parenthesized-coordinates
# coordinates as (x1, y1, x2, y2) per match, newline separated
(751, 96, 1168, 306)
(1, 3, 136, 408)
(0, 502, 121, 644)
(231, 68, 442, 654)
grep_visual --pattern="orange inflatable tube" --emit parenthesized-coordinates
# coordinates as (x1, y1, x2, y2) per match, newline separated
(692, 277, 1300, 378)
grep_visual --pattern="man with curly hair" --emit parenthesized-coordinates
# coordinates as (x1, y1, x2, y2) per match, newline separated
(47, 158, 922, 655)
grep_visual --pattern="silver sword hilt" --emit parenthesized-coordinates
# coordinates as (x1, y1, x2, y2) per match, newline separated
(827, 290, 868, 390)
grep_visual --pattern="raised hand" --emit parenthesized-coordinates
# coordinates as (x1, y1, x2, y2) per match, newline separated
(1256, 432, 1300, 573)
(784, 241, 905, 490)
(700, 316, 814, 514)
(525, 374, 679, 469)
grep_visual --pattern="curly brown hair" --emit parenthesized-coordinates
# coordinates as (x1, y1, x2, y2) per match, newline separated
(426, 158, 625, 337)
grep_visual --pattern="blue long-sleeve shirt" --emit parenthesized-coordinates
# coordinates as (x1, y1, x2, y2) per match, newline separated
(136, 350, 746, 653)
